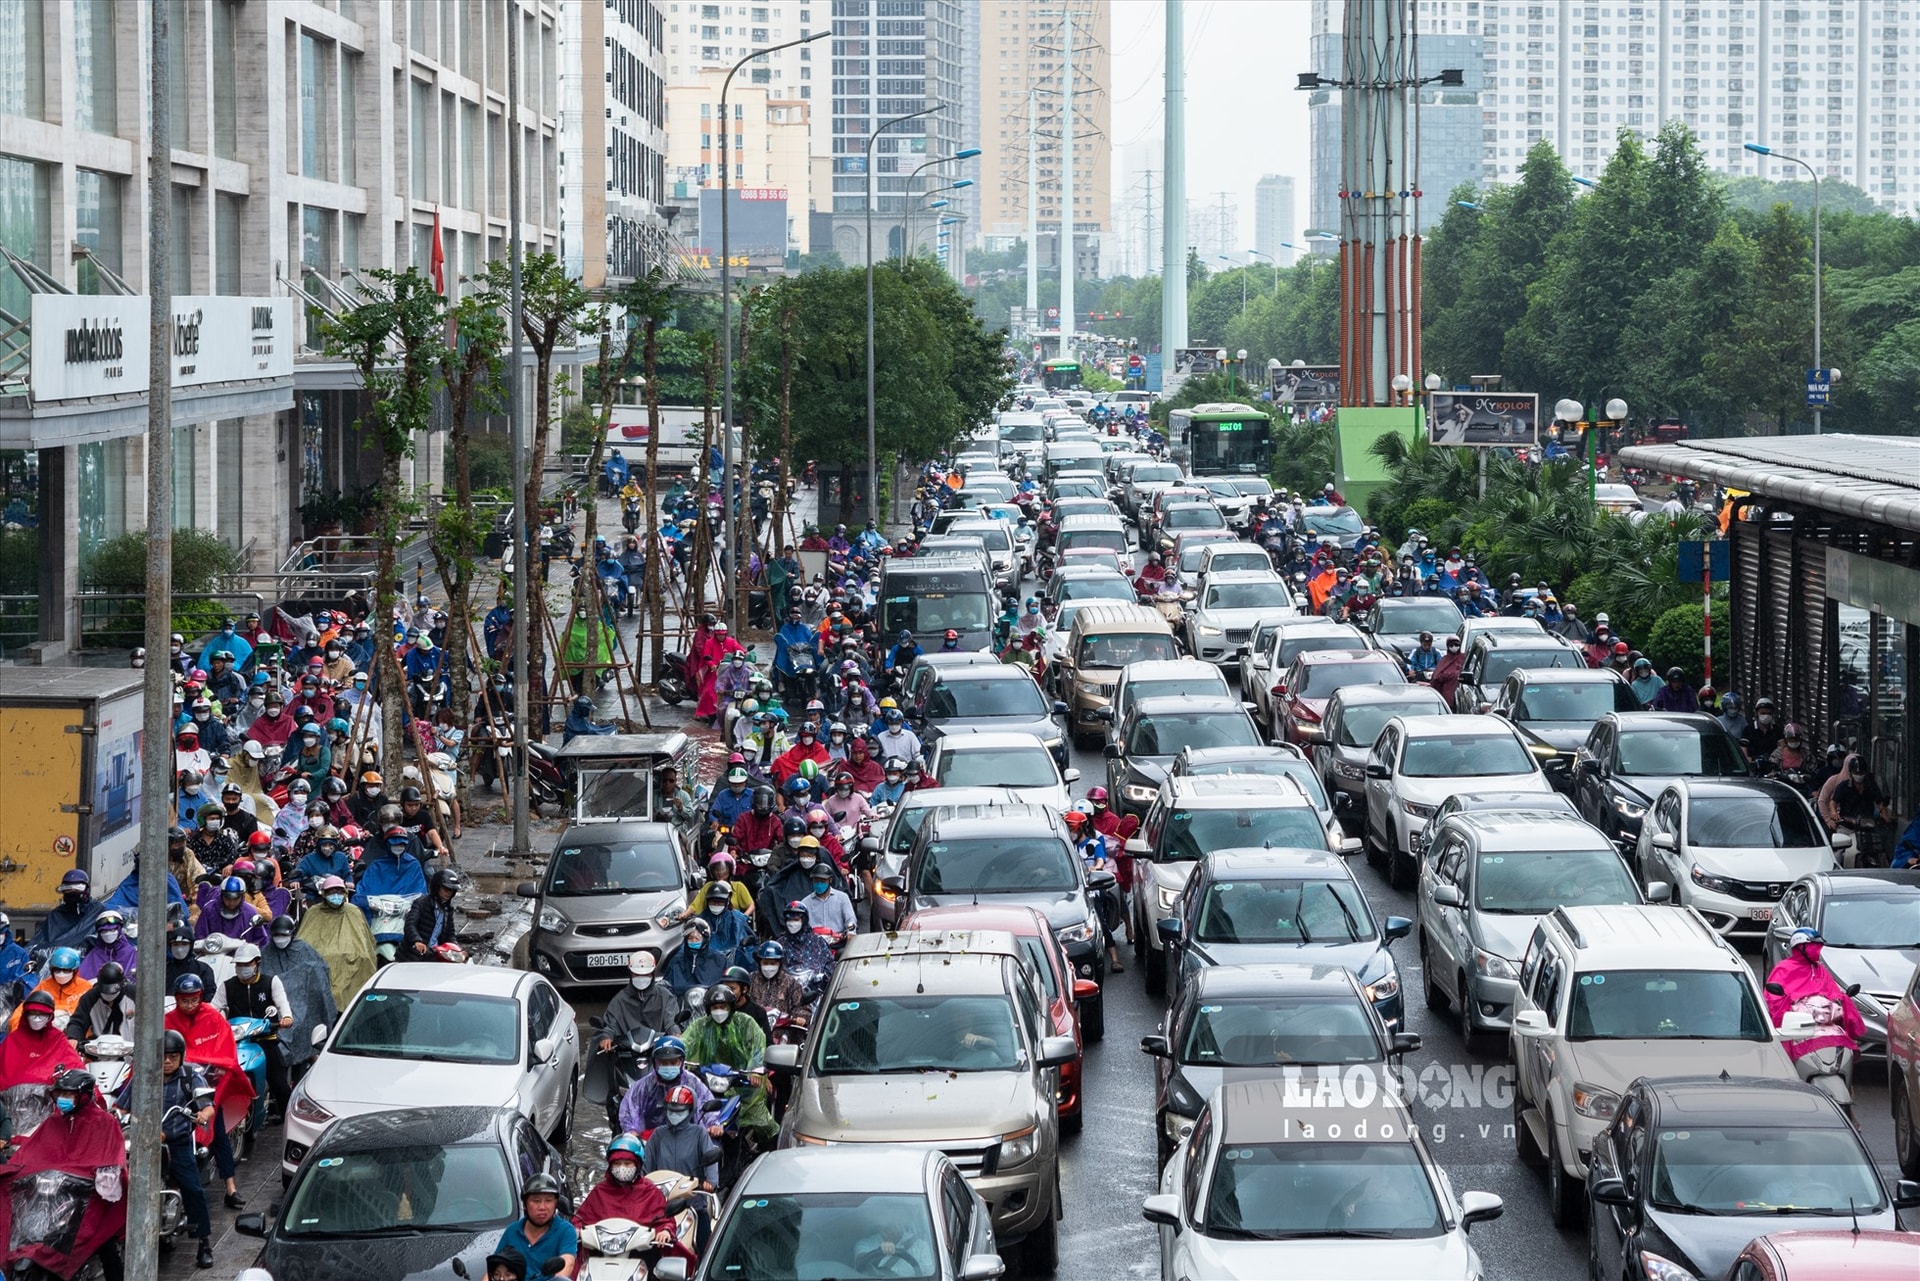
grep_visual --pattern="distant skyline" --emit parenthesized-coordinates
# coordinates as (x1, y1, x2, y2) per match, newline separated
(1108, 0, 1315, 273)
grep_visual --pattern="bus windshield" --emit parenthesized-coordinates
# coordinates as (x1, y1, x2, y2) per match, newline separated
(1189, 418, 1272, 474)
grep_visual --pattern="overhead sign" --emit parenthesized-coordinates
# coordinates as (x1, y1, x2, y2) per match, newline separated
(1426, 392, 1540, 447)
(1272, 364, 1340, 406)
(30, 295, 295, 404)
(1805, 368, 1830, 407)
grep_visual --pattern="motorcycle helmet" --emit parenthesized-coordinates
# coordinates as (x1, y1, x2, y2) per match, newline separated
(270, 915, 298, 942)
(247, 830, 272, 850)
(400, 785, 424, 804)
(782, 814, 809, 838)
(49, 946, 82, 975)
(571, 695, 595, 717)
(1788, 926, 1822, 950)
(627, 949, 659, 978)
(232, 942, 261, 965)
(755, 941, 786, 963)
(651, 1034, 687, 1061)
(784, 776, 812, 800)
(172, 973, 205, 996)
(1665, 666, 1687, 682)
(705, 881, 734, 907)
(606, 1133, 646, 1172)
(663, 1084, 698, 1110)
(221, 875, 247, 896)
(1782, 721, 1805, 741)
(53, 1066, 95, 1098)
(93, 961, 127, 993)
(431, 867, 467, 896)
(706, 985, 737, 1009)
(520, 1174, 563, 1202)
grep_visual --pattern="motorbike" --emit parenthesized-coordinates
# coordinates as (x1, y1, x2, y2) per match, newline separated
(693, 1062, 752, 1191)
(576, 1216, 678, 1280)
(80, 1035, 134, 1103)
(366, 894, 420, 964)
(525, 740, 569, 812)
(584, 1026, 656, 1134)
(622, 497, 643, 535)
(655, 652, 692, 707)
(227, 1014, 272, 1157)
(1766, 980, 1861, 1114)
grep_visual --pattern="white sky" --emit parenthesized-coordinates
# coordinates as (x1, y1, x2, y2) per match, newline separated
(1107, 0, 1315, 267)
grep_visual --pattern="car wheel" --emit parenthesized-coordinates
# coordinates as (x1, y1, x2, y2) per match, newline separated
(1387, 831, 1414, 891)
(1545, 1118, 1583, 1228)
(1081, 991, 1106, 1043)
(1514, 1088, 1544, 1167)
(1457, 971, 1486, 1053)
(1420, 937, 1449, 1012)
(1155, 1116, 1175, 1168)
(1144, 939, 1166, 997)
(1895, 1074, 1920, 1178)
(550, 1082, 576, 1149)
(1024, 1186, 1061, 1274)
(1361, 808, 1385, 871)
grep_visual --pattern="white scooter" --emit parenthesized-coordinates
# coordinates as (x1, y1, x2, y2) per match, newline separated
(366, 894, 419, 963)
(576, 1217, 674, 1280)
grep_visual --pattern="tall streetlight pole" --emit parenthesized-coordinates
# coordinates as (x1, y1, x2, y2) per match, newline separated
(897, 149, 980, 261)
(719, 30, 827, 628)
(1247, 247, 1276, 296)
(866, 105, 941, 528)
(1745, 141, 1824, 434)
(908, 179, 973, 259)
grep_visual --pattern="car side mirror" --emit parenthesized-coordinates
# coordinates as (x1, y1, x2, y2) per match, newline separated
(881, 875, 907, 897)
(1141, 1193, 1181, 1229)
(1071, 978, 1099, 1002)
(1052, 700, 1068, 715)
(234, 1211, 269, 1238)
(1338, 835, 1362, 856)
(517, 881, 540, 898)
(1155, 916, 1182, 943)
(1587, 1178, 1631, 1207)
(1365, 763, 1391, 780)
(312, 1023, 330, 1048)
(1125, 838, 1151, 856)
(958, 1255, 1006, 1281)
(1830, 830, 1854, 851)
(652, 1260, 691, 1281)
(1038, 1035, 1077, 1067)
(1391, 1031, 1422, 1057)
(1764, 980, 1787, 996)
(1062, 768, 1080, 783)
(1383, 915, 1412, 942)
(764, 1043, 801, 1071)
(1459, 1190, 1504, 1228)
(1103, 744, 1122, 759)
(1644, 881, 1672, 903)
(1649, 832, 1676, 851)
(1140, 1033, 1171, 1058)
(1894, 1179, 1920, 1210)
(859, 836, 880, 853)
(532, 1036, 557, 1064)
(1511, 1010, 1552, 1038)
(1431, 884, 1464, 908)
(1086, 869, 1117, 891)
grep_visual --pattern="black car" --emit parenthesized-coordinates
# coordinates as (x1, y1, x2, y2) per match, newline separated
(914, 662, 1069, 768)
(1487, 666, 1640, 770)
(1571, 712, 1749, 850)
(237, 1106, 568, 1281)
(1451, 631, 1587, 714)
(1104, 695, 1262, 819)
(1140, 962, 1417, 1166)
(1360, 596, 1465, 661)
(1587, 1076, 1918, 1281)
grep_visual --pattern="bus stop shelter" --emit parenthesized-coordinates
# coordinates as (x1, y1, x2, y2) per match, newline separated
(1616, 434, 1920, 823)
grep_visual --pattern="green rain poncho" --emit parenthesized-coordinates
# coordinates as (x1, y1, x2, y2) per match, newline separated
(297, 899, 378, 1012)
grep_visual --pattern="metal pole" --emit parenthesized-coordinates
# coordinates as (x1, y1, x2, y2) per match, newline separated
(1025, 90, 1037, 317)
(128, 5, 172, 1271)
(1811, 168, 1822, 435)
(508, 4, 530, 857)
(1162, 0, 1188, 358)
(865, 105, 938, 531)
(1059, 10, 1075, 364)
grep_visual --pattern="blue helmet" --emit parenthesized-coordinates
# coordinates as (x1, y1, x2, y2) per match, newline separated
(606, 1134, 645, 1163)
(754, 941, 786, 963)
(1789, 926, 1822, 950)
(221, 876, 247, 895)
(784, 776, 811, 797)
(49, 946, 82, 972)
(172, 973, 205, 995)
(651, 1034, 686, 1062)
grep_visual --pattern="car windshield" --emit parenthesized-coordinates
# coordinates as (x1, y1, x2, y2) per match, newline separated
(1650, 1127, 1884, 1215)
(1053, 479, 1105, 498)
(1204, 552, 1273, 577)
(1473, 850, 1640, 913)
(1686, 795, 1822, 848)
(1400, 732, 1535, 778)
(812, 994, 1022, 1074)
(1480, 647, 1583, 683)
(705, 1192, 942, 1280)
(1615, 728, 1750, 776)
(1194, 878, 1372, 943)
(1123, 676, 1228, 717)
(1180, 759, 1329, 811)
(1232, 479, 1274, 497)
(1201, 481, 1241, 499)
(1511, 681, 1634, 722)
(280, 1142, 516, 1237)
(1297, 659, 1402, 698)
(1001, 423, 1043, 441)
(1058, 528, 1128, 555)
(546, 840, 682, 896)
(1056, 576, 1133, 604)
(1279, 634, 1371, 667)
(1204, 1142, 1443, 1239)
(935, 745, 1058, 790)
(1165, 507, 1226, 530)
(1128, 711, 1259, 758)
(918, 836, 1077, 893)
(1306, 507, 1364, 535)
(1078, 633, 1179, 668)
(880, 592, 994, 635)
(1165, 809, 1330, 864)
(1566, 970, 1770, 1040)
(1374, 601, 1463, 633)
(330, 989, 521, 1065)
(1181, 998, 1383, 1066)
(926, 677, 1048, 719)
(1820, 893, 1920, 948)
(1338, 701, 1435, 749)
(1133, 465, 1183, 484)
(1205, 581, 1292, 611)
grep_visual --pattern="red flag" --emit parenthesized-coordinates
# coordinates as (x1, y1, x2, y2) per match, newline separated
(429, 206, 446, 294)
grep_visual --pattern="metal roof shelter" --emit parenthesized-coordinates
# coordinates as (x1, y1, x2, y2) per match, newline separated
(1617, 434, 1919, 827)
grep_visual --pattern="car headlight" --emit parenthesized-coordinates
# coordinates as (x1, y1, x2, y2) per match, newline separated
(1402, 799, 1437, 818)
(792, 1132, 837, 1147)
(1637, 1251, 1698, 1281)
(999, 1126, 1039, 1166)
(1473, 948, 1517, 980)
(1364, 967, 1400, 1003)
(289, 1090, 334, 1126)
(1612, 796, 1646, 820)
(1166, 1073, 1205, 1119)
(1058, 916, 1098, 944)
(1335, 762, 1366, 780)
(1123, 783, 1158, 804)
(537, 906, 573, 934)
(1571, 1081, 1621, 1121)
(1688, 864, 1735, 895)
(1198, 624, 1223, 636)
(1156, 886, 1182, 913)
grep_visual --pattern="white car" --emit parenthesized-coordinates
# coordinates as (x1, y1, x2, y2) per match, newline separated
(1363, 714, 1555, 890)
(283, 964, 579, 1178)
(1634, 777, 1841, 937)
(1183, 571, 1300, 665)
(925, 728, 1080, 811)
(1144, 1080, 1501, 1281)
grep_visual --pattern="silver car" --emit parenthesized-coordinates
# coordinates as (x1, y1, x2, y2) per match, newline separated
(1762, 868, 1920, 1054)
(521, 819, 694, 988)
(1183, 571, 1300, 666)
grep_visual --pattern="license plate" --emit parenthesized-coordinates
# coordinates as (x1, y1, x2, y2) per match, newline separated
(584, 952, 630, 968)
(1748, 907, 1773, 922)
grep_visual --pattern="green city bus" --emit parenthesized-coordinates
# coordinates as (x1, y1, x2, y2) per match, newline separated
(1041, 359, 1082, 391)
(1167, 402, 1274, 476)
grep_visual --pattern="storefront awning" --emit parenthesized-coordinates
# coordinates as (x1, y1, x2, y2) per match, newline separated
(1617, 435, 1920, 535)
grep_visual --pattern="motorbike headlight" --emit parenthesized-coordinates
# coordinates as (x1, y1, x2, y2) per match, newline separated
(1636, 1252, 1698, 1281)
(1473, 948, 1518, 980)
(1402, 799, 1437, 818)
(538, 906, 573, 934)
(1688, 864, 1735, 895)
(999, 1126, 1039, 1166)
(289, 1091, 334, 1126)
(1612, 796, 1646, 820)
(1572, 1081, 1621, 1121)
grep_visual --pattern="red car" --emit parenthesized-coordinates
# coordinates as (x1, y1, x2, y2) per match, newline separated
(1725, 1230, 1920, 1280)
(901, 903, 1097, 1131)
(1276, 649, 1406, 745)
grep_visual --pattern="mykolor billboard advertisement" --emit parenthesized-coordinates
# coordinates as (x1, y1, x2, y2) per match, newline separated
(1271, 364, 1340, 405)
(1426, 392, 1540, 447)
(1173, 347, 1224, 375)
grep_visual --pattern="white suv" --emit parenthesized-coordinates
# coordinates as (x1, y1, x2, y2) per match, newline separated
(1508, 904, 1805, 1227)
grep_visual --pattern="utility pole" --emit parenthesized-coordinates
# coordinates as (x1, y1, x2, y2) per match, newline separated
(128, 4, 173, 1272)
(508, 1, 530, 858)
(1141, 169, 1155, 287)
(1026, 89, 1038, 319)
(1059, 10, 1076, 363)
(1162, 0, 1188, 359)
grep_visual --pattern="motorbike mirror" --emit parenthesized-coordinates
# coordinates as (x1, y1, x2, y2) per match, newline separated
(450, 1262, 471, 1280)
(1845, 982, 1862, 997)
(1764, 980, 1786, 996)
(234, 1212, 269, 1238)
(653, 1262, 691, 1281)
(701, 1097, 727, 1112)
(542, 1260, 569, 1277)
(517, 881, 540, 898)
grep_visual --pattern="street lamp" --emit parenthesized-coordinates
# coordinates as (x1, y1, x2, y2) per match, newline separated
(1236, 348, 1249, 385)
(1423, 373, 1442, 392)
(1454, 200, 1480, 211)
(1746, 141, 1825, 434)
(1246, 248, 1278, 297)
(1217, 254, 1251, 315)
(897, 149, 979, 261)
(719, 28, 829, 628)
(866, 104, 942, 531)
(1571, 175, 1596, 188)
(907, 180, 972, 258)
(1391, 372, 1412, 405)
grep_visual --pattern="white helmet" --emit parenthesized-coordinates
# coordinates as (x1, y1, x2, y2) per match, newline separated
(628, 950, 658, 978)
(232, 942, 262, 965)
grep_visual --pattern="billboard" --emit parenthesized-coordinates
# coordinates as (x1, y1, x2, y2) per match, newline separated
(1271, 364, 1341, 406)
(1173, 347, 1225, 376)
(1426, 392, 1540, 447)
(692, 187, 790, 269)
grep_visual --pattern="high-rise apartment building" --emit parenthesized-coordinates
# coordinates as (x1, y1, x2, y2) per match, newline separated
(977, 1, 1112, 262)
(0, 0, 562, 661)
(1309, 2, 1920, 226)
(560, 0, 669, 287)
(664, 70, 815, 255)
(827, 0, 967, 272)
(1253, 175, 1298, 263)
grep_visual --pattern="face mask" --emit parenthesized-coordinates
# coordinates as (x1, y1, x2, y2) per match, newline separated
(325, 893, 347, 908)
(195, 712, 211, 723)
(26, 1014, 51, 1032)
(813, 882, 831, 897)
(99, 983, 123, 1000)
(250, 695, 266, 708)
(685, 937, 704, 951)
(785, 920, 803, 935)
(1757, 715, 1776, 727)
(51, 970, 76, 985)
(808, 825, 827, 836)
(98, 926, 122, 945)
(170, 942, 192, 960)
(205, 818, 224, 831)
(760, 963, 780, 979)
(55, 1096, 76, 1115)
(707, 902, 727, 915)
(237, 964, 258, 981)
(630, 975, 652, 991)
(309, 816, 325, 830)
(797, 856, 817, 871)
(363, 787, 382, 799)
(265, 707, 282, 718)
(224, 799, 240, 811)
(656, 1064, 682, 1082)
(665, 1107, 692, 1126)
(609, 1161, 639, 1185)
(272, 934, 292, 951)
(709, 1007, 731, 1024)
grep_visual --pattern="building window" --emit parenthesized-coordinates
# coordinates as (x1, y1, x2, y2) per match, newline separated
(171, 185, 194, 295)
(74, 170, 125, 294)
(441, 92, 457, 203)
(462, 101, 479, 207)
(0, 155, 49, 324)
(216, 419, 245, 551)
(217, 193, 244, 294)
(300, 33, 334, 179)
(411, 80, 431, 195)
(75, 0, 117, 134)
(213, 0, 238, 157)
(0, 0, 46, 120)
(340, 52, 360, 184)
(169, 0, 190, 149)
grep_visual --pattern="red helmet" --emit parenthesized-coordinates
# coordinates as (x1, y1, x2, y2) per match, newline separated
(247, 831, 272, 849)
(944, 629, 960, 641)
(664, 1084, 697, 1108)
(1062, 809, 1089, 829)
(1086, 786, 1110, 804)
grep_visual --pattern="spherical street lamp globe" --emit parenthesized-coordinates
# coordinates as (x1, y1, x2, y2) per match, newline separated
(1424, 373, 1443, 392)
(1554, 398, 1583, 423)
(1391, 373, 1412, 393)
(1268, 358, 1282, 372)
(1604, 398, 1628, 421)
(1236, 349, 1248, 362)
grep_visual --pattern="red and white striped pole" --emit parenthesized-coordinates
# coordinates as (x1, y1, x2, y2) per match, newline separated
(1702, 550, 1713, 692)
